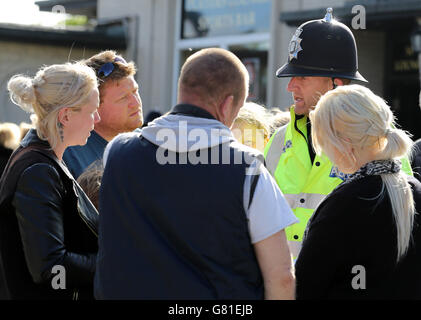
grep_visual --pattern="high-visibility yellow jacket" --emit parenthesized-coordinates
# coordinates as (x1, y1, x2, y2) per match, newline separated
(264, 106, 413, 258)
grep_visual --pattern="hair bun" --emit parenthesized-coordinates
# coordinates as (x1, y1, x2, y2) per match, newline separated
(7, 75, 36, 112)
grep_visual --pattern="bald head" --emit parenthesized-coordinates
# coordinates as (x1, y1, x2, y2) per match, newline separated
(178, 48, 249, 109)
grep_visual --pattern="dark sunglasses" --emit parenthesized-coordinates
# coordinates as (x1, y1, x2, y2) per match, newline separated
(97, 56, 127, 78)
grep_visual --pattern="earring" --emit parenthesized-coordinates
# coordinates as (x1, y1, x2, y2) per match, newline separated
(58, 122, 64, 142)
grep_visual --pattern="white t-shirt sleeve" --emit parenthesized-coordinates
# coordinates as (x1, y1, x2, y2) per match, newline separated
(244, 159, 299, 244)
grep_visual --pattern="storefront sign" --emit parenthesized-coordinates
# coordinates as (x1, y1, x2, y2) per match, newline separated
(182, 0, 271, 39)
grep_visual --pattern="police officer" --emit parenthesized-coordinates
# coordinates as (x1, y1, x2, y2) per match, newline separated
(264, 8, 412, 259)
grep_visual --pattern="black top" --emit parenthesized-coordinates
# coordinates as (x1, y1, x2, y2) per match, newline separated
(295, 174, 421, 299)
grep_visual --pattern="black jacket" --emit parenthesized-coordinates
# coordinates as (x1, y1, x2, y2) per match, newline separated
(0, 129, 99, 300)
(295, 174, 421, 299)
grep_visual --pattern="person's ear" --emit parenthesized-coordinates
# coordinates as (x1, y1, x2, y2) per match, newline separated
(57, 107, 71, 127)
(217, 95, 234, 126)
(334, 78, 345, 87)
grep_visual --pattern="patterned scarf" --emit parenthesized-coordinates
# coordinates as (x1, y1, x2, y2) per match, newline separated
(343, 159, 402, 183)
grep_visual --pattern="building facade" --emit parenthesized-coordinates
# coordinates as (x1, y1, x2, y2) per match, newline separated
(0, 18, 126, 125)
(4, 0, 421, 139)
(96, 0, 421, 138)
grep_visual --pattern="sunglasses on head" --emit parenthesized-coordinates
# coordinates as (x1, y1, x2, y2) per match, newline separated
(97, 56, 127, 78)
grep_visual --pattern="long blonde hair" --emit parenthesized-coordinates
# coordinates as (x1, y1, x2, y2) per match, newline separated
(310, 84, 415, 261)
(7, 62, 98, 148)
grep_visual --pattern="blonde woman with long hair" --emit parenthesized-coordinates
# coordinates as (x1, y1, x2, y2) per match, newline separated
(0, 63, 100, 300)
(295, 84, 421, 299)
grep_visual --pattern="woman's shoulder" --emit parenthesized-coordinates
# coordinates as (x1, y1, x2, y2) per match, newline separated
(331, 175, 384, 200)
(316, 176, 385, 219)
(9, 163, 67, 212)
(18, 162, 63, 190)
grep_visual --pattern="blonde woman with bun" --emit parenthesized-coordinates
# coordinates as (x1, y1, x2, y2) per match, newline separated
(0, 63, 100, 300)
(295, 84, 421, 299)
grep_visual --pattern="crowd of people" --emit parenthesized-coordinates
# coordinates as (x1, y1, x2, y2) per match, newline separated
(0, 8, 421, 300)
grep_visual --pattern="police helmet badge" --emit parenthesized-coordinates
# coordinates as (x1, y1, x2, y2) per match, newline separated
(288, 27, 303, 61)
(323, 7, 333, 23)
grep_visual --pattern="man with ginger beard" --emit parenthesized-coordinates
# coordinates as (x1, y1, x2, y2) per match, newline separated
(63, 50, 143, 179)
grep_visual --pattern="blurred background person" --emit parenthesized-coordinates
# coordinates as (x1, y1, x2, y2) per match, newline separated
(64, 50, 143, 179)
(232, 102, 271, 152)
(296, 85, 421, 299)
(0, 62, 100, 300)
(0, 122, 20, 176)
(267, 107, 290, 136)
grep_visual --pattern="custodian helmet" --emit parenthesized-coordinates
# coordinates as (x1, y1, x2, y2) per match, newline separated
(276, 8, 368, 82)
